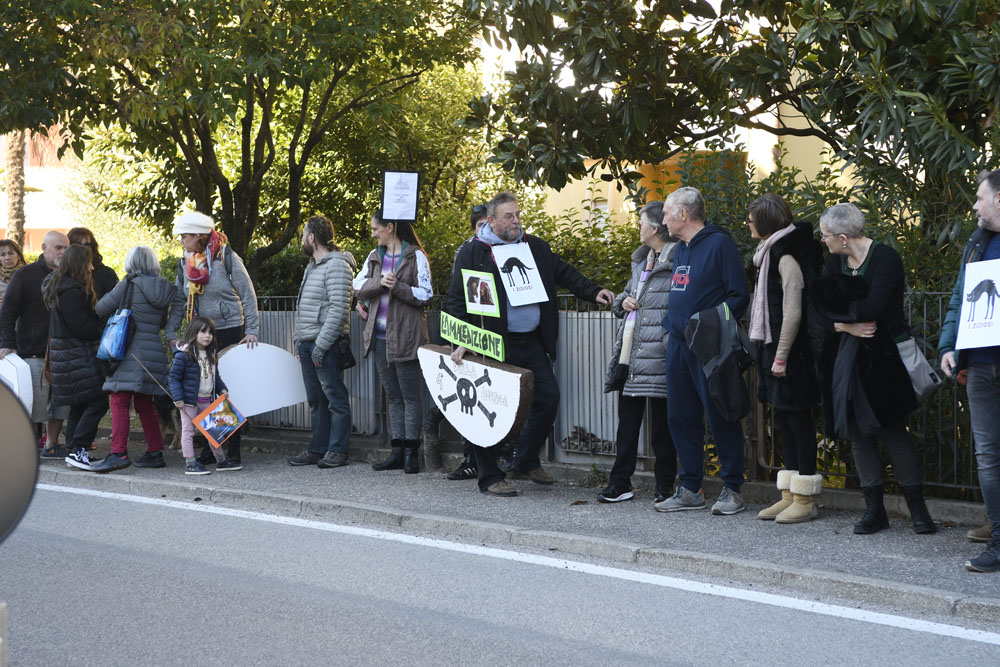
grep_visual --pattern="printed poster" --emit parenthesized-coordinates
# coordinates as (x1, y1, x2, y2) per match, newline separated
(956, 258, 1000, 350)
(461, 269, 500, 317)
(381, 170, 420, 221)
(489, 243, 548, 306)
(195, 394, 247, 449)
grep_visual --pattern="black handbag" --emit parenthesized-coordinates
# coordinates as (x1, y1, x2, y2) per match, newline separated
(336, 334, 356, 370)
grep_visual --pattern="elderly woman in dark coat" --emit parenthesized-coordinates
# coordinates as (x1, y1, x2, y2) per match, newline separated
(598, 201, 678, 504)
(810, 202, 935, 535)
(746, 195, 824, 524)
(88, 246, 178, 473)
(43, 244, 109, 470)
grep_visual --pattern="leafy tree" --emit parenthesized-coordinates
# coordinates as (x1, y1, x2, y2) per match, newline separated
(0, 0, 477, 275)
(465, 0, 1000, 245)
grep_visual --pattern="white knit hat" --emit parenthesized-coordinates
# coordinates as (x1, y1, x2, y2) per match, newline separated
(172, 211, 215, 235)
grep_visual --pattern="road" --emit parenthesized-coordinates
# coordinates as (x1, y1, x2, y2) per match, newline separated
(1, 487, 998, 666)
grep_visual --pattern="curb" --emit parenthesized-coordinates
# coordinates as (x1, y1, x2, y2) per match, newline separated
(39, 468, 1000, 626)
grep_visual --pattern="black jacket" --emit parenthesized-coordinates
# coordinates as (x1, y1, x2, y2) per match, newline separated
(0, 255, 55, 358)
(48, 277, 106, 406)
(92, 262, 119, 300)
(444, 234, 603, 360)
(755, 222, 823, 410)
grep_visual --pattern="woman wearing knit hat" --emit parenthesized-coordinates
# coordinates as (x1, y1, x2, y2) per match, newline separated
(165, 211, 260, 466)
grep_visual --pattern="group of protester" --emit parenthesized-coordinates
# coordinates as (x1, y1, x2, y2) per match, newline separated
(1, 172, 997, 576)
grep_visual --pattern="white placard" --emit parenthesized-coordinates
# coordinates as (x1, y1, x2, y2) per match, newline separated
(0, 354, 32, 414)
(218, 343, 307, 417)
(956, 258, 1000, 350)
(490, 243, 548, 306)
(418, 347, 524, 447)
(381, 171, 420, 221)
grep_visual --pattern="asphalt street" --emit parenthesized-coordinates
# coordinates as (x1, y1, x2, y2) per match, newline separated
(1, 488, 998, 666)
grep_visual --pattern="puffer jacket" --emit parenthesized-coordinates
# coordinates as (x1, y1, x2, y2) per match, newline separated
(938, 227, 994, 370)
(293, 250, 357, 355)
(96, 273, 178, 395)
(605, 242, 676, 396)
(47, 277, 106, 406)
(168, 344, 227, 405)
(355, 243, 431, 362)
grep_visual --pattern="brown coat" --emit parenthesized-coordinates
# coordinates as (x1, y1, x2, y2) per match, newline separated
(356, 243, 431, 362)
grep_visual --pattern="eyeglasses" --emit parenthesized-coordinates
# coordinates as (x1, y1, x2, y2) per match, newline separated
(501, 211, 521, 222)
(819, 230, 836, 241)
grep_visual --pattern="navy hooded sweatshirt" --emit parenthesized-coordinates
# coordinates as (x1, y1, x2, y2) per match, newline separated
(662, 223, 750, 339)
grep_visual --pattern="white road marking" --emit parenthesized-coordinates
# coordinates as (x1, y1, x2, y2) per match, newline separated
(37, 483, 1000, 646)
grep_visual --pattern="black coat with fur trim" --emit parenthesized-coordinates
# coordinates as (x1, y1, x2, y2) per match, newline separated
(808, 243, 916, 439)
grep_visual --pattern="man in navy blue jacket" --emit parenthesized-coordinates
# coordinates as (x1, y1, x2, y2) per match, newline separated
(656, 187, 751, 515)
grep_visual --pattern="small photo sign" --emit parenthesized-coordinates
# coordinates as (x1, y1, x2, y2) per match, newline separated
(381, 170, 420, 222)
(956, 258, 1000, 351)
(461, 269, 500, 317)
(489, 243, 548, 306)
(195, 394, 247, 450)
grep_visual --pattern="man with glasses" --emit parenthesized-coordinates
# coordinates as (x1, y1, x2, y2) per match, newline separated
(0, 231, 70, 457)
(444, 191, 615, 496)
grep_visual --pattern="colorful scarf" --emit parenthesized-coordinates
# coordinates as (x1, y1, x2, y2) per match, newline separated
(749, 223, 796, 343)
(0, 257, 26, 283)
(185, 230, 228, 320)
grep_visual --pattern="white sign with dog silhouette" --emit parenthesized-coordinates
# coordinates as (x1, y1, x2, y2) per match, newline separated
(956, 258, 1000, 350)
(418, 344, 533, 447)
(489, 243, 548, 306)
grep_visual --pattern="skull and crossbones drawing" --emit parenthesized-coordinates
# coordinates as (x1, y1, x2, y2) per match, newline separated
(436, 355, 497, 427)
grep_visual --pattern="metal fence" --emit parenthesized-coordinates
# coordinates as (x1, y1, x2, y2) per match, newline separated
(254, 292, 979, 499)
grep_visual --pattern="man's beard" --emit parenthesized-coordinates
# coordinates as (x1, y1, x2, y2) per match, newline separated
(302, 242, 314, 257)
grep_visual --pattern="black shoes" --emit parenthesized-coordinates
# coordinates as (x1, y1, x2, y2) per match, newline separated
(373, 440, 405, 471)
(854, 485, 890, 534)
(447, 455, 477, 480)
(91, 453, 131, 474)
(134, 451, 165, 468)
(597, 484, 634, 503)
(217, 459, 243, 471)
(902, 484, 937, 534)
(403, 440, 420, 474)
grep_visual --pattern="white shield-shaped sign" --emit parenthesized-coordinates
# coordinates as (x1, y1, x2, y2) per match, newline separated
(0, 353, 32, 414)
(219, 343, 307, 417)
(418, 344, 533, 447)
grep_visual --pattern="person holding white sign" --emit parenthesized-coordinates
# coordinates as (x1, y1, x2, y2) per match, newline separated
(354, 211, 432, 474)
(939, 169, 1000, 572)
(445, 191, 614, 496)
(810, 203, 935, 536)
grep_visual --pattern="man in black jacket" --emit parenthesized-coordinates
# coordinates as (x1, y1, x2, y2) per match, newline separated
(445, 192, 614, 496)
(0, 231, 69, 455)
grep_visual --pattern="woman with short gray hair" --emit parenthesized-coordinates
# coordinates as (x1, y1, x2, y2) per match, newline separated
(810, 203, 935, 535)
(88, 245, 179, 473)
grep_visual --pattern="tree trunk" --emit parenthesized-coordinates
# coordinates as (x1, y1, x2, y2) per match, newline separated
(4, 131, 26, 246)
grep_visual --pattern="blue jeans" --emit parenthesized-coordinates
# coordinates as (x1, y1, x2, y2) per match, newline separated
(665, 336, 745, 493)
(966, 363, 1000, 535)
(299, 341, 351, 456)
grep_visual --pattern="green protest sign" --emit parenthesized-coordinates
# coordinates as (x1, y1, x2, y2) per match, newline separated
(439, 312, 505, 362)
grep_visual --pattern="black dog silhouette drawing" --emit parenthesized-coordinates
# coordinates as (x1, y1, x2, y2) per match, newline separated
(500, 256, 534, 287)
(967, 278, 999, 321)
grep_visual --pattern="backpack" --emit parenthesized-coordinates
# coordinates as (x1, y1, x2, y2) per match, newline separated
(684, 302, 756, 422)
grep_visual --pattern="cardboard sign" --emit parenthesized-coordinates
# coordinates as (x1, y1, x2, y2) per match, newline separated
(418, 345, 533, 447)
(439, 311, 504, 362)
(461, 269, 500, 317)
(195, 394, 247, 449)
(381, 170, 420, 222)
(219, 343, 308, 417)
(956, 258, 1000, 350)
(490, 243, 548, 306)
(0, 353, 32, 414)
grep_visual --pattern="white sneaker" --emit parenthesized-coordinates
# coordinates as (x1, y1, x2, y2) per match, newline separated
(65, 449, 96, 471)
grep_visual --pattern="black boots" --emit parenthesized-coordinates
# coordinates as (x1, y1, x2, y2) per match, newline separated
(854, 485, 890, 534)
(403, 439, 420, 474)
(902, 484, 937, 534)
(373, 439, 405, 471)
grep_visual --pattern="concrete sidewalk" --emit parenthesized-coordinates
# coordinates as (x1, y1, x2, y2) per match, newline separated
(36, 433, 1000, 627)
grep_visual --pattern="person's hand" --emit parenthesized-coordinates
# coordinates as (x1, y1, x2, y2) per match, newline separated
(835, 321, 876, 338)
(356, 302, 369, 320)
(0, 347, 14, 360)
(173, 400, 185, 409)
(240, 333, 259, 348)
(594, 289, 615, 306)
(380, 272, 397, 289)
(312, 348, 324, 368)
(940, 351, 957, 379)
(167, 339, 177, 351)
(451, 346, 469, 365)
(771, 359, 787, 378)
(622, 297, 639, 312)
